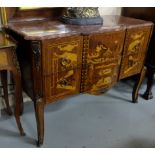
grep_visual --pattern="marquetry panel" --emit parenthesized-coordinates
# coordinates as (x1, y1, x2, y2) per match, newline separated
(45, 68, 81, 102)
(84, 60, 119, 93)
(123, 27, 151, 56)
(119, 26, 152, 79)
(43, 36, 83, 76)
(119, 52, 144, 79)
(87, 30, 125, 64)
(83, 30, 125, 93)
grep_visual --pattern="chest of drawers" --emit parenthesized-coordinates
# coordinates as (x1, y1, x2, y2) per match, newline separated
(1, 7, 153, 146)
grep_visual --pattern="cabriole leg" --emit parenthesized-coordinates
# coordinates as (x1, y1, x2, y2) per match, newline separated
(132, 66, 146, 103)
(12, 70, 25, 136)
(1, 70, 12, 115)
(34, 99, 44, 147)
(142, 67, 155, 100)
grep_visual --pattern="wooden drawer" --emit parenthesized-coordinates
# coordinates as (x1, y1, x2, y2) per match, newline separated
(119, 26, 152, 79)
(43, 35, 83, 76)
(44, 68, 81, 102)
(83, 61, 119, 92)
(0, 48, 9, 67)
(0, 47, 17, 69)
(87, 30, 125, 64)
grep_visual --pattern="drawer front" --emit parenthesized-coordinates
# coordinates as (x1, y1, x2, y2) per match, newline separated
(83, 61, 119, 92)
(83, 30, 125, 93)
(0, 47, 17, 70)
(87, 30, 125, 64)
(45, 68, 81, 102)
(119, 26, 152, 79)
(43, 36, 83, 75)
(0, 48, 9, 67)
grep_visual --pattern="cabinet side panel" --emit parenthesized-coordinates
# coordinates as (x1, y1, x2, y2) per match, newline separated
(42, 36, 83, 103)
(119, 26, 152, 79)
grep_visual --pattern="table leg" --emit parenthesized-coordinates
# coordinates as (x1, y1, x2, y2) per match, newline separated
(1, 70, 12, 115)
(132, 66, 146, 103)
(34, 99, 44, 147)
(12, 70, 25, 136)
(142, 67, 155, 100)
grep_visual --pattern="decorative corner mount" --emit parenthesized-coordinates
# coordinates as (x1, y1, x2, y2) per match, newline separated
(31, 41, 41, 71)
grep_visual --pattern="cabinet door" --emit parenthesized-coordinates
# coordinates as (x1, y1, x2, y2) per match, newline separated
(83, 30, 125, 93)
(43, 35, 83, 102)
(119, 26, 152, 79)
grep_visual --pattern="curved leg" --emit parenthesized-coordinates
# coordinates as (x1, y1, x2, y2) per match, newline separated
(142, 67, 155, 100)
(12, 70, 25, 136)
(19, 94, 24, 115)
(132, 66, 146, 103)
(34, 99, 44, 147)
(1, 70, 12, 115)
(10, 72, 24, 115)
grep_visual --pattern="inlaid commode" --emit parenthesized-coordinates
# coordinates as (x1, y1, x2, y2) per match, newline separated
(1, 7, 153, 146)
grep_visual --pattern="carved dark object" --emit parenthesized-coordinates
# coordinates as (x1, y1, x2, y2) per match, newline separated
(1, 7, 153, 146)
(121, 7, 155, 100)
(60, 7, 103, 25)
